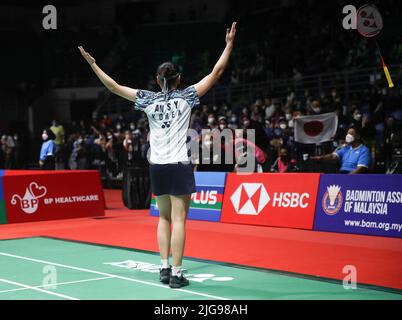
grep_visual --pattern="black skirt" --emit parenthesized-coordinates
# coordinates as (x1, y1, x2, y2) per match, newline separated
(150, 162, 196, 196)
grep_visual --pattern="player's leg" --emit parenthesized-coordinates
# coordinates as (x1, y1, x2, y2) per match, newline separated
(155, 194, 172, 283)
(169, 194, 191, 288)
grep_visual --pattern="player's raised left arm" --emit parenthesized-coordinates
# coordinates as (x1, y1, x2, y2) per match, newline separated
(78, 46, 138, 102)
(194, 22, 236, 98)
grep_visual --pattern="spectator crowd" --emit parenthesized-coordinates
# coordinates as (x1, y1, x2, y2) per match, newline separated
(2, 85, 401, 177)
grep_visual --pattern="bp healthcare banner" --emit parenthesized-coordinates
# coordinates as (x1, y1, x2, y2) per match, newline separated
(1, 170, 105, 224)
(314, 174, 402, 238)
(150, 172, 227, 222)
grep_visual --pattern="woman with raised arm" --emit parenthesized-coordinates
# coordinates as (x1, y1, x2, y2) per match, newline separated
(78, 22, 236, 288)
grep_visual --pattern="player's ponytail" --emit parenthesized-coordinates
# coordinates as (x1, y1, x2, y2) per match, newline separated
(156, 62, 180, 102)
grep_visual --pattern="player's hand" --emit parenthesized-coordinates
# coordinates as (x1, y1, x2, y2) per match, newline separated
(310, 156, 322, 161)
(225, 22, 237, 46)
(78, 46, 96, 65)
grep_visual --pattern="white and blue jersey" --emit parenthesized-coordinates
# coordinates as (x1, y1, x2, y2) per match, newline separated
(334, 144, 371, 173)
(134, 86, 200, 164)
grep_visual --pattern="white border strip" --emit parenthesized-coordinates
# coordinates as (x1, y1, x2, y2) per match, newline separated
(0, 276, 112, 294)
(0, 278, 79, 300)
(0, 252, 230, 300)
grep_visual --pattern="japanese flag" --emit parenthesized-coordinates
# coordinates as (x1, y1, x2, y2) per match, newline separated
(294, 112, 338, 144)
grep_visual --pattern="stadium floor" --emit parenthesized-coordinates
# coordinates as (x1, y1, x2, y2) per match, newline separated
(0, 237, 400, 300)
(0, 190, 401, 300)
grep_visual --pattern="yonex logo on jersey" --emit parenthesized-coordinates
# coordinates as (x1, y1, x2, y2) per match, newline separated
(230, 183, 270, 215)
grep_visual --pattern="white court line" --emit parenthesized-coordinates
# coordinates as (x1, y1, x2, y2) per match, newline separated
(0, 252, 230, 300)
(0, 278, 79, 300)
(0, 276, 113, 294)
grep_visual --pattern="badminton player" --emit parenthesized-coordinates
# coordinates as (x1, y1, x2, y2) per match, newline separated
(79, 22, 236, 288)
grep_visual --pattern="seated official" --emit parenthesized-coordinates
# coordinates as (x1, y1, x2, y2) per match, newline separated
(311, 127, 371, 174)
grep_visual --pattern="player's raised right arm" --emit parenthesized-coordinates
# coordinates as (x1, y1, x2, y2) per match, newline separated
(78, 46, 137, 102)
(193, 22, 236, 98)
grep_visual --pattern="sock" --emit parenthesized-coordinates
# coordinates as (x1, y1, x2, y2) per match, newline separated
(161, 259, 169, 269)
(172, 266, 182, 277)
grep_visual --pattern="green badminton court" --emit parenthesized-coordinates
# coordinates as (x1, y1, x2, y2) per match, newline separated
(0, 237, 400, 300)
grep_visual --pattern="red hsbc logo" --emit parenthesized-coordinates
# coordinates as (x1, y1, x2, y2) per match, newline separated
(230, 183, 270, 215)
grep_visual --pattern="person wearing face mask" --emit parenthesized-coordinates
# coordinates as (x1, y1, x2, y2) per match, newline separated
(312, 127, 372, 174)
(39, 129, 56, 170)
(195, 134, 219, 172)
(270, 147, 298, 173)
(309, 100, 322, 115)
(207, 114, 217, 130)
(351, 108, 363, 130)
(218, 117, 228, 131)
(69, 135, 88, 170)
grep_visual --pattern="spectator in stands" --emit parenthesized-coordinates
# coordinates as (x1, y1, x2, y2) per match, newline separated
(68, 134, 88, 170)
(195, 133, 221, 172)
(234, 129, 268, 172)
(39, 128, 56, 170)
(241, 115, 269, 151)
(99, 114, 112, 128)
(383, 116, 402, 167)
(351, 107, 363, 130)
(123, 130, 136, 165)
(105, 131, 119, 177)
(92, 135, 107, 178)
(271, 147, 298, 173)
(1, 135, 15, 169)
(50, 120, 65, 170)
(308, 100, 323, 115)
(12, 133, 22, 169)
(311, 127, 372, 174)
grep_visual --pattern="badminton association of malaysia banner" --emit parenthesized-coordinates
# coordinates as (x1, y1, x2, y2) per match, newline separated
(150, 172, 226, 222)
(314, 174, 402, 238)
(221, 173, 320, 229)
(1, 170, 105, 224)
(294, 112, 338, 144)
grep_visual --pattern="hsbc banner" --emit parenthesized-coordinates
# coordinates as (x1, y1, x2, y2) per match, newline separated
(221, 173, 320, 229)
(314, 174, 402, 238)
(150, 172, 226, 222)
(2, 170, 105, 224)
